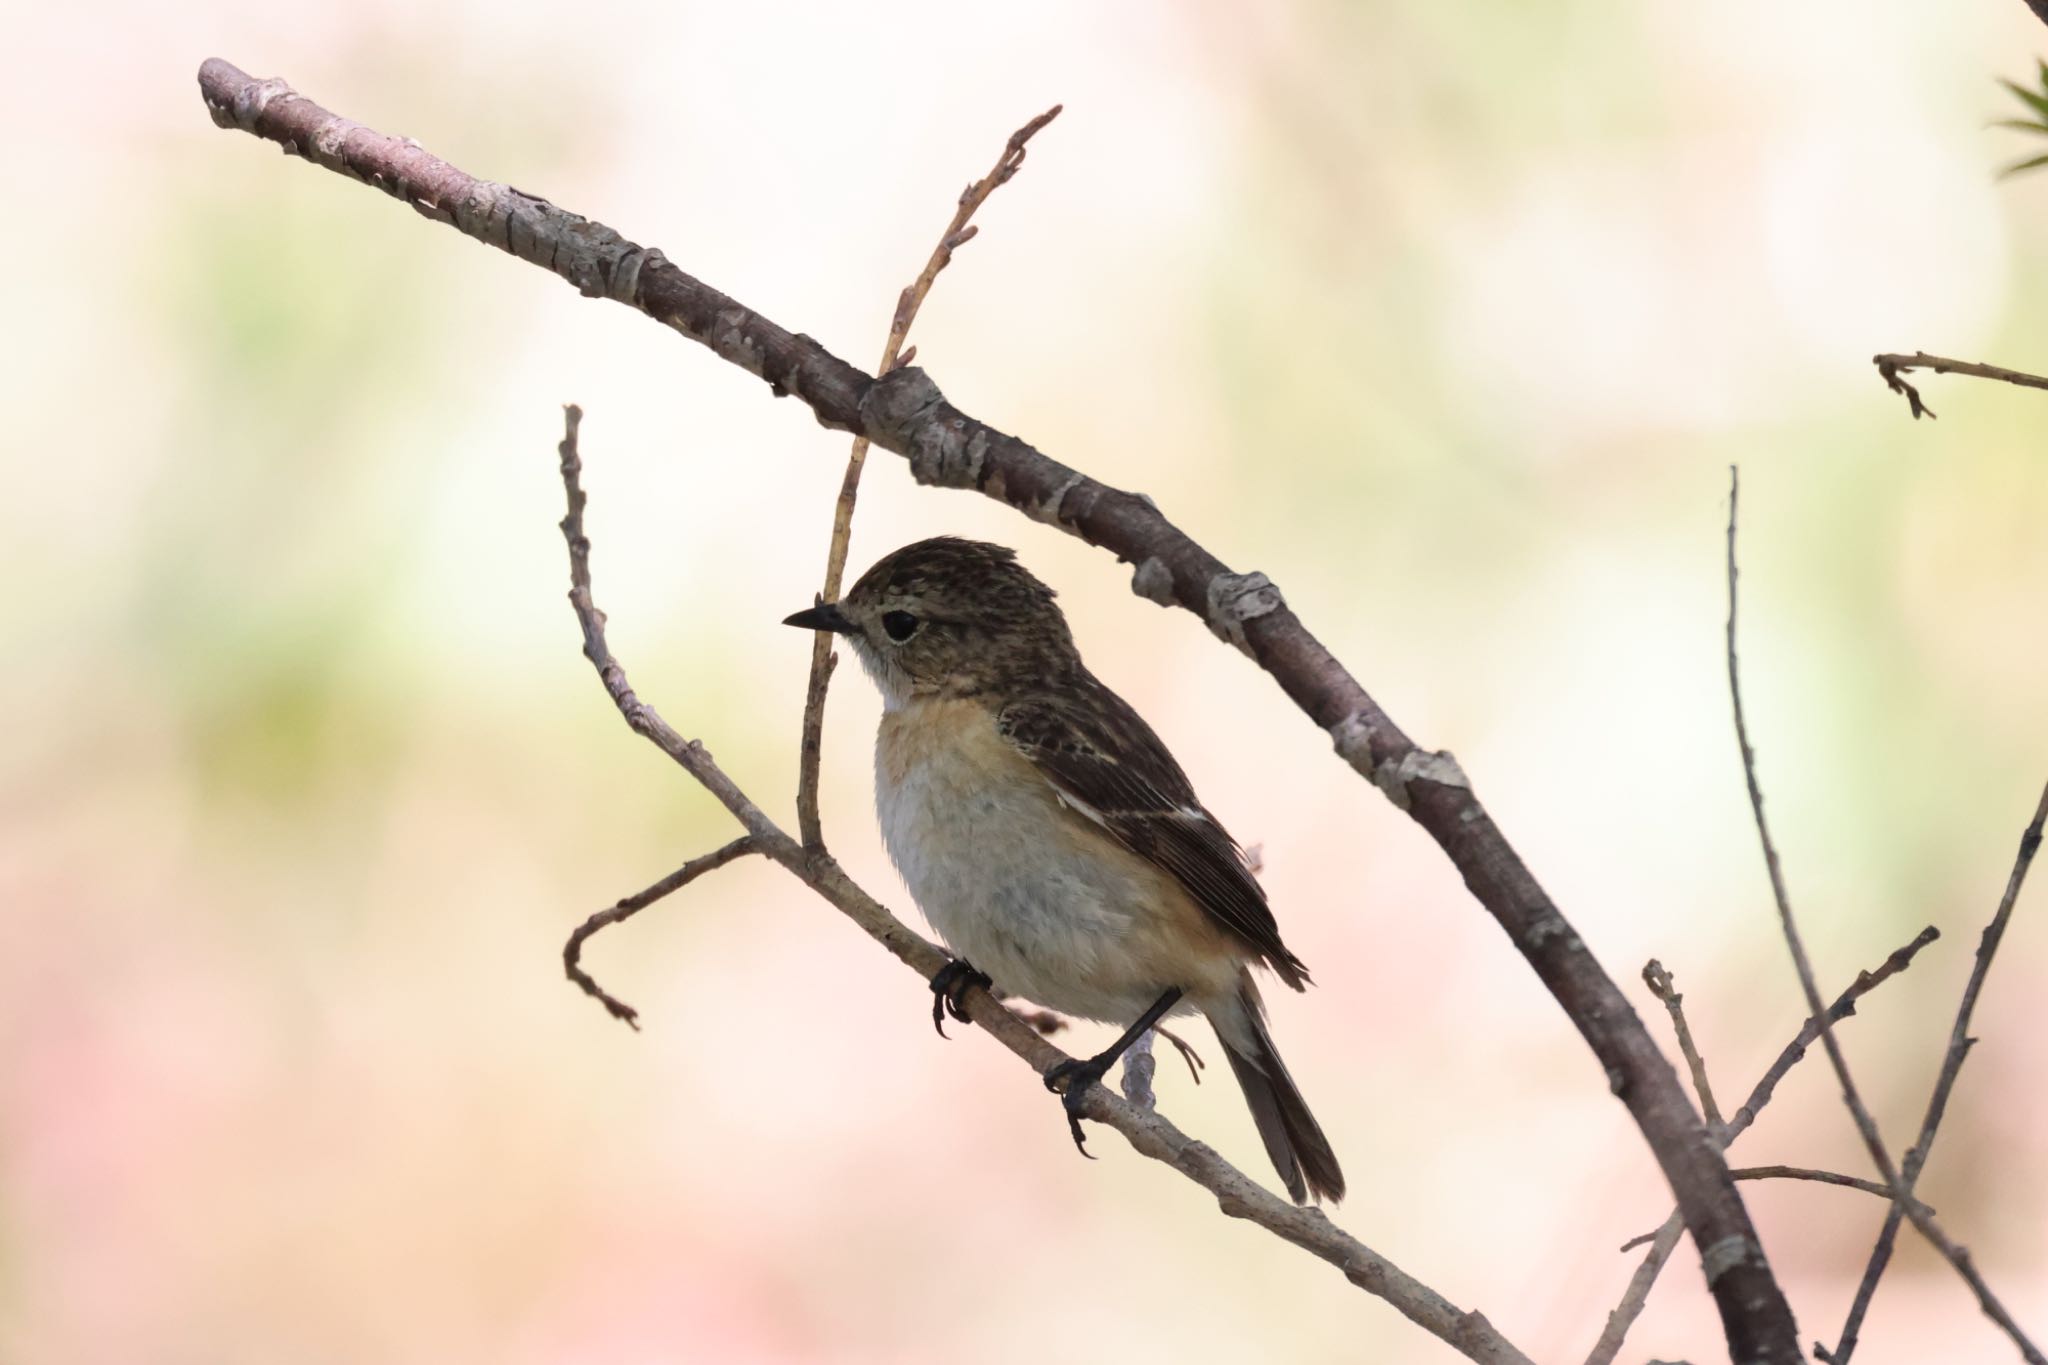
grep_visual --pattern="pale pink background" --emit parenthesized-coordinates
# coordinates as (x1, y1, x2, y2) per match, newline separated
(5, 3, 2048, 1362)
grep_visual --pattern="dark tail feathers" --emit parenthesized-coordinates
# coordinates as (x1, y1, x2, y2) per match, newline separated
(1218, 982, 1345, 1205)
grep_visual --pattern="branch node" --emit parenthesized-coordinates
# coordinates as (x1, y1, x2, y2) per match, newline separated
(1204, 570, 1285, 655)
(1130, 555, 1176, 606)
(1371, 748, 1471, 811)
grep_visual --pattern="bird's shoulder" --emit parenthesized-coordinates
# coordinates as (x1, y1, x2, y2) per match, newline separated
(995, 675, 1309, 987)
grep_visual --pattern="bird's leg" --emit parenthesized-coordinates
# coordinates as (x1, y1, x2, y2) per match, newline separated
(1044, 987, 1184, 1156)
(928, 959, 992, 1038)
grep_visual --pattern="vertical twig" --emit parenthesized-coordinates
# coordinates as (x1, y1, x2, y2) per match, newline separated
(1821, 782, 2048, 1364)
(1726, 467, 2043, 1365)
(1643, 960, 1725, 1134)
(1726, 466, 1899, 1182)
(793, 104, 1063, 849)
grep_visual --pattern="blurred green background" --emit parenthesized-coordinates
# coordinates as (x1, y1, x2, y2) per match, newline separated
(5, 3, 2047, 1362)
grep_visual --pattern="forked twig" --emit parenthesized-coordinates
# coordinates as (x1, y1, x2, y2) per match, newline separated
(1726, 466, 2042, 1365)
(793, 105, 1062, 849)
(1586, 926, 1940, 1365)
(1872, 351, 2048, 420)
(1821, 781, 2048, 1364)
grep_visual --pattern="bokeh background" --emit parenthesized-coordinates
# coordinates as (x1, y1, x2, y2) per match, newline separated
(6, 3, 2048, 1361)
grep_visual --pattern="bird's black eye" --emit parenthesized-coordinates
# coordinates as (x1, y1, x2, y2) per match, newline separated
(881, 610, 920, 643)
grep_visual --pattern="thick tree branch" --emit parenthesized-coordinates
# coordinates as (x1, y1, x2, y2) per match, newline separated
(1726, 467, 2042, 1364)
(794, 103, 1060, 849)
(1872, 351, 2048, 420)
(554, 405, 1531, 1365)
(1586, 926, 1940, 1365)
(1821, 781, 2048, 1365)
(198, 59, 1799, 1361)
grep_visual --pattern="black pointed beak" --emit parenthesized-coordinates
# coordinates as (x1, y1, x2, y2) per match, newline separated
(783, 602, 856, 635)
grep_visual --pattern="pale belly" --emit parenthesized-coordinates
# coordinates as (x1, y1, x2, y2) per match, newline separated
(874, 700, 1230, 1023)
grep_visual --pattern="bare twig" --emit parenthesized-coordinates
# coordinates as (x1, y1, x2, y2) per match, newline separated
(564, 835, 758, 1027)
(1723, 925, 1940, 1137)
(1727, 466, 2042, 1364)
(1590, 1215, 1689, 1365)
(1873, 351, 2048, 420)
(1614, 1170, 1929, 1256)
(551, 406, 1532, 1365)
(1821, 781, 2048, 1365)
(1588, 925, 1940, 1365)
(1728, 1165, 1932, 1207)
(793, 103, 1061, 849)
(1643, 960, 1725, 1133)
(1726, 465, 1901, 1183)
(199, 60, 1799, 1361)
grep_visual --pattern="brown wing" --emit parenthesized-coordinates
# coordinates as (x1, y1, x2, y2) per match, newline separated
(997, 676, 1310, 989)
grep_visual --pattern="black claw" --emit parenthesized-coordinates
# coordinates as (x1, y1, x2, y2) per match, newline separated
(928, 959, 991, 1038)
(1036, 987, 1187, 1164)
(1044, 1057, 1108, 1158)
(1064, 1105, 1094, 1158)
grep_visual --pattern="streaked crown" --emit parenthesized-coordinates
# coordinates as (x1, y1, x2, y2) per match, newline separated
(816, 537, 1080, 704)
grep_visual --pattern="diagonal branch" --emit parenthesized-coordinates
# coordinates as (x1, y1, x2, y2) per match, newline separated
(1726, 466, 2042, 1364)
(553, 405, 1532, 1365)
(1821, 780, 2048, 1364)
(1872, 351, 2048, 420)
(794, 103, 1060, 849)
(1585, 925, 1940, 1365)
(197, 58, 1800, 1361)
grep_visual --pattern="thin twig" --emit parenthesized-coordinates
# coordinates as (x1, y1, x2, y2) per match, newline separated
(1722, 925, 1940, 1138)
(1873, 351, 2048, 420)
(794, 105, 1061, 850)
(1726, 465, 1901, 1183)
(1586, 925, 1941, 1365)
(557, 407, 792, 845)
(1729, 1165, 1932, 1208)
(1643, 960, 1725, 1133)
(563, 836, 759, 1027)
(1822, 781, 2048, 1365)
(200, 61, 1800, 1360)
(1590, 1215, 1688, 1365)
(1727, 466, 2043, 1365)
(1612, 1169, 1928, 1256)
(551, 407, 1532, 1365)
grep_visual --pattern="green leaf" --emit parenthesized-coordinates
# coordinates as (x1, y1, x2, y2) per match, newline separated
(1992, 118, 2048, 133)
(2000, 76, 2048, 124)
(1998, 150, 2048, 179)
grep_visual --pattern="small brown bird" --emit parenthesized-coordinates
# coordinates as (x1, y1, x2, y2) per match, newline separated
(785, 537, 1344, 1203)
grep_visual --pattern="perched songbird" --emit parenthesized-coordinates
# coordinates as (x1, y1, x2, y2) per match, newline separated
(784, 537, 1344, 1203)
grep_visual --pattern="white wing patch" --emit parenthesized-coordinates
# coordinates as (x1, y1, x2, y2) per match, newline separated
(1051, 783, 1111, 829)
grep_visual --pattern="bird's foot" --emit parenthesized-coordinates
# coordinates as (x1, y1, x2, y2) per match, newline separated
(1043, 1052, 1117, 1158)
(928, 959, 992, 1038)
(1155, 1025, 1206, 1084)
